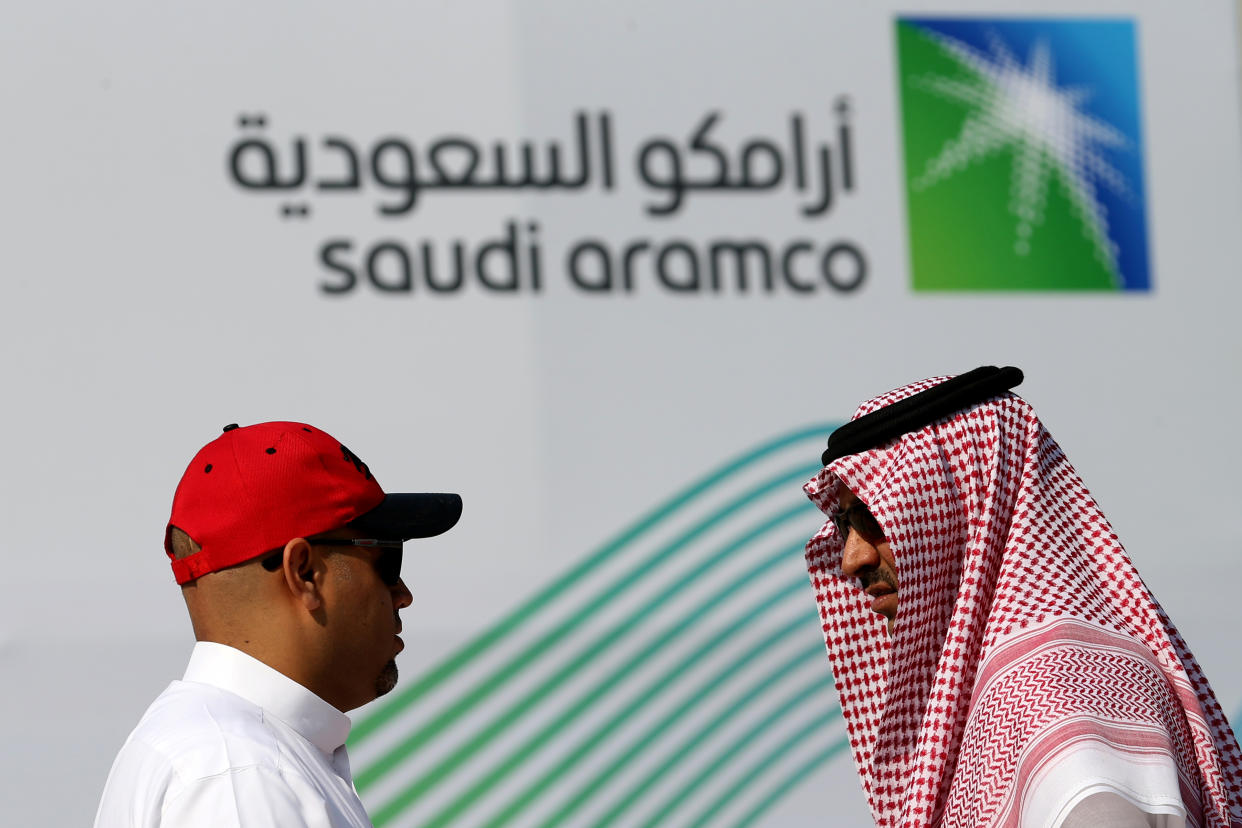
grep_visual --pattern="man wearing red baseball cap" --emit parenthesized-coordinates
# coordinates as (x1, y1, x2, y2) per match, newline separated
(95, 422, 462, 827)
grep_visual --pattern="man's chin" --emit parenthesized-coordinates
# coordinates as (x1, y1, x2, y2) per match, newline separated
(375, 659, 399, 697)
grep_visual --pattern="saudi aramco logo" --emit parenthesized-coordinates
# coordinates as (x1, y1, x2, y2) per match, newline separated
(895, 18, 1151, 291)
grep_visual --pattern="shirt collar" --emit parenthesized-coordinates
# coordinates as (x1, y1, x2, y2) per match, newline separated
(183, 641, 352, 756)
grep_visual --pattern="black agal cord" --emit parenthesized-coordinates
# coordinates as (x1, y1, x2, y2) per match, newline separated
(822, 366, 1024, 466)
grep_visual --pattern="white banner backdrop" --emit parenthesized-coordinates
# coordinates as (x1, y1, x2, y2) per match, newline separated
(2, 1, 1240, 825)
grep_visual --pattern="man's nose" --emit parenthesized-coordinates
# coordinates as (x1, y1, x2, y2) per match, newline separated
(840, 530, 880, 577)
(392, 577, 413, 609)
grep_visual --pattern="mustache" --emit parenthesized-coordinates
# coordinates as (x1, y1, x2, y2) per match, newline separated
(858, 566, 897, 593)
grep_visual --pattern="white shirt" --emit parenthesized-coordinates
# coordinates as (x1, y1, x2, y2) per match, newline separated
(94, 642, 373, 827)
(1025, 737, 1189, 828)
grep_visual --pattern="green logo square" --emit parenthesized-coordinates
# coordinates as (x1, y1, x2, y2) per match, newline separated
(896, 18, 1151, 292)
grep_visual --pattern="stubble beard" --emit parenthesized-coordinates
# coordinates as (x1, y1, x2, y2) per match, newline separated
(375, 659, 399, 697)
(859, 564, 898, 594)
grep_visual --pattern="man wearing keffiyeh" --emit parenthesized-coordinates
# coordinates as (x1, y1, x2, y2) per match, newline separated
(803, 367, 1242, 827)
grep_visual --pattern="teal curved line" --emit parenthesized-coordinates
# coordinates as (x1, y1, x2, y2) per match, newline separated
(729, 741, 851, 828)
(684, 708, 841, 828)
(470, 549, 817, 828)
(473, 576, 820, 825)
(587, 647, 830, 828)
(375, 509, 815, 826)
(529, 633, 825, 828)
(379, 588, 797, 827)
(358, 461, 822, 795)
(352, 423, 835, 746)
(415, 557, 807, 828)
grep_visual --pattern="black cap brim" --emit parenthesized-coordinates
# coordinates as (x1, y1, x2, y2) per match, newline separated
(348, 493, 463, 540)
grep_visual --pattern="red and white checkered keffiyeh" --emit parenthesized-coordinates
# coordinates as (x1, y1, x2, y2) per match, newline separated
(804, 376, 1242, 827)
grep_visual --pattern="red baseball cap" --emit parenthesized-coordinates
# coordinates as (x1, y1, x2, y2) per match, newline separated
(165, 421, 462, 584)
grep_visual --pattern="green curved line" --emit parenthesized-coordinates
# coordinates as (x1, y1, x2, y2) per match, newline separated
(374, 511, 815, 826)
(352, 423, 835, 746)
(587, 647, 830, 828)
(477, 562, 824, 828)
(377, 595, 799, 828)
(424, 592, 808, 828)
(728, 741, 851, 828)
(685, 708, 840, 828)
(357, 461, 822, 794)
(469, 558, 811, 828)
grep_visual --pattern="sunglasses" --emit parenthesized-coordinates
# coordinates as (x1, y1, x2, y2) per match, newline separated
(831, 502, 885, 543)
(260, 538, 405, 586)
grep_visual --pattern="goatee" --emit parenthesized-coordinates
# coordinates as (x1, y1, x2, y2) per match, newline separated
(375, 659, 399, 697)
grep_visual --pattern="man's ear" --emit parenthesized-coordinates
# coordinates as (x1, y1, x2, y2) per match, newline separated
(280, 538, 325, 611)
